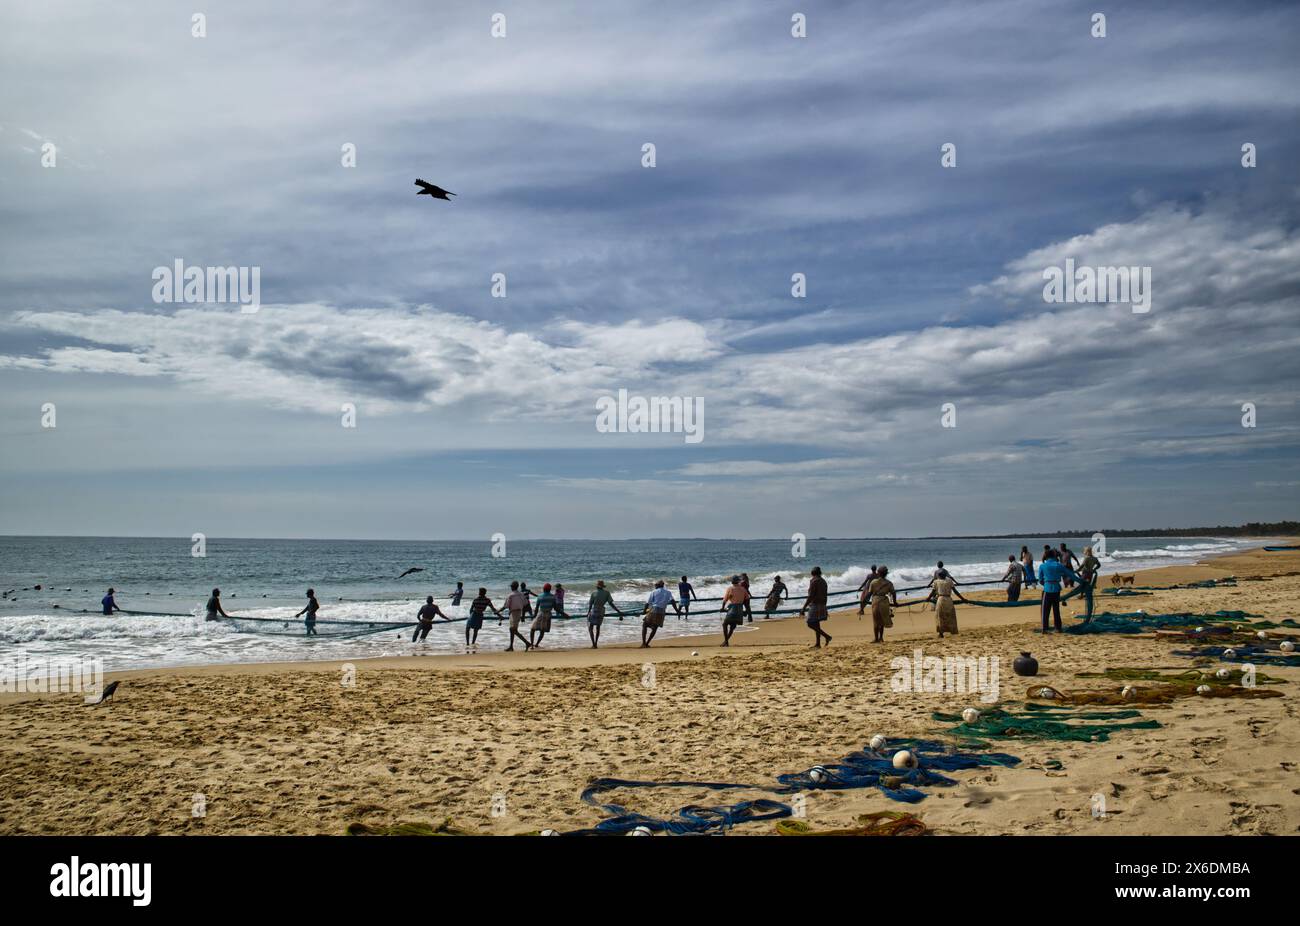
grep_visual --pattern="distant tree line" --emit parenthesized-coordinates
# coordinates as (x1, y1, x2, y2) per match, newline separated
(920, 521, 1299, 539)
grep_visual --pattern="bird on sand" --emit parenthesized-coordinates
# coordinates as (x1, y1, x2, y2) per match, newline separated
(414, 179, 455, 200)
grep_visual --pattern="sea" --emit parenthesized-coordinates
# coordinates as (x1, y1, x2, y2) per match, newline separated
(0, 534, 1260, 671)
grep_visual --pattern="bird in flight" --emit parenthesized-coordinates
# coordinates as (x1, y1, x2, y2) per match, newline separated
(414, 179, 455, 201)
(397, 567, 425, 579)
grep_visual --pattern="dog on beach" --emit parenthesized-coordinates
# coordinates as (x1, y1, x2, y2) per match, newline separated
(1110, 574, 1135, 587)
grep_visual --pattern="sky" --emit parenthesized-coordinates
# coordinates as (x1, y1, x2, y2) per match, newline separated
(1, 0, 1298, 539)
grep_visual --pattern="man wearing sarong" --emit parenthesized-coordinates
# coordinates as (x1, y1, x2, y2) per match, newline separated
(798, 566, 832, 648)
(865, 568, 897, 643)
(720, 576, 749, 646)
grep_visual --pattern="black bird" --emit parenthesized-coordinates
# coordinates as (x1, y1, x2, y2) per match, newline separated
(414, 179, 455, 201)
(397, 567, 425, 579)
(89, 680, 121, 706)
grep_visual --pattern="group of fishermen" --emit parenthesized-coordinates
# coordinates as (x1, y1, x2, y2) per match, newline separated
(109, 542, 1105, 651)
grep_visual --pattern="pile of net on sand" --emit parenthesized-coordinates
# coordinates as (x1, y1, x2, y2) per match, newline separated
(776, 811, 927, 836)
(932, 703, 1160, 742)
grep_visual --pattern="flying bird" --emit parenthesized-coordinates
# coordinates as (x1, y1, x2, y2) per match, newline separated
(414, 179, 455, 201)
(398, 567, 425, 579)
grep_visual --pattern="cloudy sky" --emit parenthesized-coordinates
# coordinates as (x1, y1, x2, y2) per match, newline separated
(1, 0, 1298, 539)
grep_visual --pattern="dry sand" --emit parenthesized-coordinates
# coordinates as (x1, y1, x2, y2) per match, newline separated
(2, 544, 1298, 835)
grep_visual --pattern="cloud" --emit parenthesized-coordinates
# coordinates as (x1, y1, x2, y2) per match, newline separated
(2, 305, 719, 418)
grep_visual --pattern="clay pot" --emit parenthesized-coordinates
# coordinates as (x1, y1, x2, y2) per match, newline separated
(1013, 651, 1039, 677)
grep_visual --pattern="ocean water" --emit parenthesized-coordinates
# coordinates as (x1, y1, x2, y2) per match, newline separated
(0, 534, 1258, 671)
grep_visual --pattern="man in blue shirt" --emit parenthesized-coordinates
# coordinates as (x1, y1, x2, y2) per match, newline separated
(677, 576, 697, 619)
(1036, 551, 1080, 632)
(101, 588, 122, 615)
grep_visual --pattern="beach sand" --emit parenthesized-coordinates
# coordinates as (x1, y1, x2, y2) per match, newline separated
(2, 544, 1298, 835)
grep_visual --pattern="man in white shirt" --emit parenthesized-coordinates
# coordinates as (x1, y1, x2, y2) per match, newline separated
(642, 579, 678, 647)
(504, 580, 532, 651)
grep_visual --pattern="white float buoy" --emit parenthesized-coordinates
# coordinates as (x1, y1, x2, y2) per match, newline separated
(540, 829, 559, 836)
(1215, 668, 1231, 680)
(1121, 685, 1136, 700)
(869, 734, 886, 751)
(691, 651, 699, 656)
(1223, 648, 1237, 658)
(1257, 631, 1269, 641)
(809, 765, 829, 784)
(1281, 641, 1295, 653)
(961, 708, 980, 723)
(1196, 684, 1212, 695)
(629, 826, 652, 836)
(892, 750, 918, 770)
(1038, 687, 1055, 699)
(1195, 626, 1205, 633)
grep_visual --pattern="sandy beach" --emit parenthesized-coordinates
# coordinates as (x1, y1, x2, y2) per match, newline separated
(2, 543, 1298, 836)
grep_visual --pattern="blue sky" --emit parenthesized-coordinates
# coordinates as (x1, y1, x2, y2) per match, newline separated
(1, 0, 1298, 538)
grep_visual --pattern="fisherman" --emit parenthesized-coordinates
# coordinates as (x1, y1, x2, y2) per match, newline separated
(1021, 546, 1037, 588)
(449, 581, 465, 606)
(413, 595, 450, 642)
(504, 581, 532, 651)
(101, 587, 122, 616)
(466, 587, 500, 651)
(586, 580, 623, 648)
(1001, 555, 1023, 602)
(1037, 550, 1081, 633)
(294, 588, 320, 635)
(205, 587, 229, 621)
(763, 576, 788, 617)
(1077, 546, 1102, 623)
(1059, 544, 1081, 587)
(530, 583, 558, 648)
(857, 565, 878, 616)
(865, 567, 897, 643)
(554, 583, 567, 618)
(720, 575, 749, 646)
(642, 579, 678, 647)
(927, 570, 967, 638)
(798, 566, 832, 648)
(677, 575, 697, 619)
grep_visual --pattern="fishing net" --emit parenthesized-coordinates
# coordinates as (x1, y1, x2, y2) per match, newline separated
(1063, 610, 1257, 635)
(775, 811, 928, 836)
(1076, 667, 1287, 686)
(773, 738, 1019, 802)
(346, 818, 476, 836)
(1171, 645, 1300, 667)
(1025, 677, 1283, 706)
(931, 704, 1160, 742)
(571, 778, 790, 835)
(214, 615, 416, 638)
(565, 738, 1019, 834)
